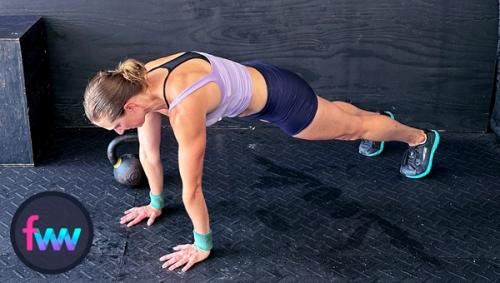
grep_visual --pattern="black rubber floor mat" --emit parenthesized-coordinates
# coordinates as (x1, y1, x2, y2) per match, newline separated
(0, 128, 499, 281)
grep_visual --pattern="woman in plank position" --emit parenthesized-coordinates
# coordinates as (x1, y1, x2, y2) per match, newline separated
(83, 51, 440, 272)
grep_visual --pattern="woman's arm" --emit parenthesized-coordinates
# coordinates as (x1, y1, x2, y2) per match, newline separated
(158, 64, 212, 273)
(138, 111, 164, 195)
(120, 111, 164, 227)
(170, 99, 210, 235)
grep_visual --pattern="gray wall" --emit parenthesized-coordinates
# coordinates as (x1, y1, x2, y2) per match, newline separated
(1, 0, 498, 131)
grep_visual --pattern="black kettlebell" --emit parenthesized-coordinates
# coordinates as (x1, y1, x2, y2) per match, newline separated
(107, 134, 145, 186)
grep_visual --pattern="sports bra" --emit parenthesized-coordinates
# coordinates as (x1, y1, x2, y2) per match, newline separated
(146, 51, 210, 109)
(146, 51, 253, 126)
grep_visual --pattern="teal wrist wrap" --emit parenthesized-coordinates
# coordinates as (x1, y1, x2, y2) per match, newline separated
(193, 229, 213, 252)
(149, 192, 164, 209)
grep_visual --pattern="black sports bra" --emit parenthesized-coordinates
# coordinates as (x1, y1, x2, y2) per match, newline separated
(146, 51, 210, 108)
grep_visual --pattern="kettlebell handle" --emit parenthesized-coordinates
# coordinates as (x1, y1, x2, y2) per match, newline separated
(107, 134, 140, 166)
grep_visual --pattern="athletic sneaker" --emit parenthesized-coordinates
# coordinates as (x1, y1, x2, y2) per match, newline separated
(400, 129, 440, 178)
(358, 111, 395, 157)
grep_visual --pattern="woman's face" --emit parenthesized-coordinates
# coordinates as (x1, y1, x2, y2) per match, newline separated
(95, 103, 147, 135)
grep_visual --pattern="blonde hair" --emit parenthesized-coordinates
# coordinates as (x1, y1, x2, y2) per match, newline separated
(83, 58, 147, 123)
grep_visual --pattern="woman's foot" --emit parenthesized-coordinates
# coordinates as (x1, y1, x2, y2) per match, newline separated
(400, 129, 440, 178)
(358, 111, 395, 157)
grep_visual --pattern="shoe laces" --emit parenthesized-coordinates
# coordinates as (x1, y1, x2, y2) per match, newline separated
(362, 140, 379, 147)
(407, 147, 422, 168)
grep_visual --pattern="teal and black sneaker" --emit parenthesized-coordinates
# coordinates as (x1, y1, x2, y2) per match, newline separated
(400, 129, 440, 179)
(358, 111, 395, 157)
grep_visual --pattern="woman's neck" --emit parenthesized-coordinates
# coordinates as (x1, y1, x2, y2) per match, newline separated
(143, 73, 169, 115)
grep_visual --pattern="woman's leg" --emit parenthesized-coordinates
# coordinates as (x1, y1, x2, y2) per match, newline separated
(293, 96, 426, 146)
(331, 101, 379, 117)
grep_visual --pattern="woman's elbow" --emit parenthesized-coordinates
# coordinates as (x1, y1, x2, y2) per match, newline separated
(139, 150, 161, 165)
(182, 186, 203, 204)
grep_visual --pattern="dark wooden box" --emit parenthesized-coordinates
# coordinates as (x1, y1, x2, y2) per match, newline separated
(0, 16, 52, 166)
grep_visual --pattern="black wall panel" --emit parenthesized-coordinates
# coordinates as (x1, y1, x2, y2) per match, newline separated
(0, 1, 497, 131)
(490, 1, 500, 137)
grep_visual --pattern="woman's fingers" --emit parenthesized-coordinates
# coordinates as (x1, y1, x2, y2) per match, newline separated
(159, 250, 182, 262)
(147, 211, 158, 226)
(168, 257, 189, 271)
(159, 244, 210, 273)
(126, 215, 144, 227)
(159, 254, 173, 262)
(120, 206, 152, 226)
(124, 208, 135, 214)
(181, 257, 196, 272)
(162, 255, 181, 269)
(159, 244, 208, 272)
(120, 213, 135, 224)
(120, 213, 133, 220)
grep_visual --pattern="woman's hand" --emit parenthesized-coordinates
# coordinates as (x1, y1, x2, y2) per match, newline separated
(120, 205, 161, 227)
(160, 244, 210, 272)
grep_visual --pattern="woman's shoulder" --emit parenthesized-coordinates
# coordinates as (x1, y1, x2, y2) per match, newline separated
(144, 51, 187, 71)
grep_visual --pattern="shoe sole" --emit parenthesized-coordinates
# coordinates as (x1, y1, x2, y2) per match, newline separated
(362, 111, 395, 157)
(404, 129, 440, 179)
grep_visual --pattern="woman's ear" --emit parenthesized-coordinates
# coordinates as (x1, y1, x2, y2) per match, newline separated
(123, 101, 138, 112)
(124, 93, 148, 112)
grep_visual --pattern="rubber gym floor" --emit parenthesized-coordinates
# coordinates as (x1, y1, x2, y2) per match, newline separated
(0, 126, 499, 282)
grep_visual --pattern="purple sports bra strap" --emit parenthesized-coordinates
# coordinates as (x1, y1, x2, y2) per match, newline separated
(169, 73, 218, 109)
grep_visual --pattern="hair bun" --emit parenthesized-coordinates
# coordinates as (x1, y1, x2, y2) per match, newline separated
(116, 58, 147, 85)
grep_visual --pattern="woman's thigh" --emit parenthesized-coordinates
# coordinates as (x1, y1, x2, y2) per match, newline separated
(293, 96, 363, 141)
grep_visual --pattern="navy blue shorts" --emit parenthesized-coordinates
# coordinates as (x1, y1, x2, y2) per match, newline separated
(240, 60, 318, 136)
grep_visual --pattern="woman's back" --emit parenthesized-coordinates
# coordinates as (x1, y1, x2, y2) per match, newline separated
(145, 51, 261, 126)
